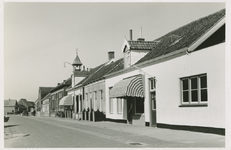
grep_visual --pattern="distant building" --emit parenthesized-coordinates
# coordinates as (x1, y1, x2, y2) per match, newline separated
(50, 78, 72, 117)
(18, 98, 33, 111)
(4, 99, 18, 114)
(37, 87, 54, 112)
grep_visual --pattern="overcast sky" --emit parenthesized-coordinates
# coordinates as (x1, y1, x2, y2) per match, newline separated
(2, 2, 225, 101)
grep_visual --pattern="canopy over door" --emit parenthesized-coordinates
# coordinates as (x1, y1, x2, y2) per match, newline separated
(59, 95, 73, 106)
(110, 76, 144, 98)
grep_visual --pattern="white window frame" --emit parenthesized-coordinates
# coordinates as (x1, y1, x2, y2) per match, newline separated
(110, 98, 113, 114)
(117, 98, 122, 114)
(149, 78, 156, 92)
(94, 91, 97, 110)
(99, 90, 103, 111)
(180, 74, 208, 105)
(109, 87, 113, 114)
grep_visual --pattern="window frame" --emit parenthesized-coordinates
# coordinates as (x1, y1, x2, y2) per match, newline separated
(99, 90, 103, 111)
(117, 98, 122, 114)
(109, 87, 113, 114)
(149, 78, 156, 92)
(180, 74, 208, 107)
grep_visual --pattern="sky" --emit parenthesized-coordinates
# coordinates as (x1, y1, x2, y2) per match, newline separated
(2, 2, 226, 101)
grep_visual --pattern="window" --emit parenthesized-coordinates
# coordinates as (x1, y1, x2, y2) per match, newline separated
(110, 98, 113, 114)
(59, 92, 63, 98)
(99, 90, 103, 111)
(109, 87, 113, 113)
(85, 93, 88, 109)
(135, 97, 144, 114)
(94, 91, 97, 100)
(149, 78, 156, 91)
(117, 98, 122, 114)
(89, 92, 92, 109)
(181, 74, 208, 105)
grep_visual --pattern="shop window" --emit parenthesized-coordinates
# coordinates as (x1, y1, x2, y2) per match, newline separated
(117, 98, 122, 114)
(135, 97, 144, 114)
(180, 74, 208, 105)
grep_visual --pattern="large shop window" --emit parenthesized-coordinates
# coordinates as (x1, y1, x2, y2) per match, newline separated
(135, 97, 144, 114)
(181, 74, 207, 106)
(117, 98, 122, 114)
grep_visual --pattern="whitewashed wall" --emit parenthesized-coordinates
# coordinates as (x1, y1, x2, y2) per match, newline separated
(130, 50, 150, 66)
(141, 43, 225, 128)
(105, 70, 142, 120)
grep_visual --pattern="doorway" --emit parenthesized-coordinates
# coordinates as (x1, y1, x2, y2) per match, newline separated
(127, 97, 133, 124)
(150, 91, 156, 126)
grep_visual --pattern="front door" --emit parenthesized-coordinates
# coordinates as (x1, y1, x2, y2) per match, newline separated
(151, 91, 157, 126)
(127, 97, 133, 124)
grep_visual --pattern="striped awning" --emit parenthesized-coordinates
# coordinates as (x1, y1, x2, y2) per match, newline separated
(110, 76, 144, 98)
(59, 95, 73, 106)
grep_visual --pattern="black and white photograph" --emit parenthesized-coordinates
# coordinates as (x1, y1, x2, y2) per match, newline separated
(2, 1, 230, 149)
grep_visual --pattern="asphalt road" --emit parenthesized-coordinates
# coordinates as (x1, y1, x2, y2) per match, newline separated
(4, 115, 225, 148)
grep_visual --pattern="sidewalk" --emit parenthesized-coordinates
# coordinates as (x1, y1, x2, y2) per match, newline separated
(28, 115, 225, 146)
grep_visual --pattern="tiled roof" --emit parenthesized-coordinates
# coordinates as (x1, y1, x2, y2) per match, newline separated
(27, 101, 35, 107)
(4, 99, 17, 107)
(39, 87, 55, 100)
(136, 9, 225, 64)
(128, 40, 158, 50)
(50, 77, 71, 93)
(106, 58, 124, 75)
(41, 93, 50, 101)
(76, 63, 105, 86)
(18, 99, 29, 108)
(82, 58, 124, 86)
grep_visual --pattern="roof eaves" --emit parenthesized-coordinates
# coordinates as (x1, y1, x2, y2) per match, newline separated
(188, 17, 225, 52)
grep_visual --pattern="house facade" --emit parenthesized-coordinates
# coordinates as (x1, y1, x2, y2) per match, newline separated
(104, 9, 225, 135)
(49, 78, 71, 117)
(18, 98, 33, 111)
(4, 99, 18, 114)
(37, 87, 54, 116)
(82, 52, 124, 122)
(41, 93, 50, 117)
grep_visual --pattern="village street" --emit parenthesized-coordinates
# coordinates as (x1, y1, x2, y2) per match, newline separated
(4, 115, 225, 148)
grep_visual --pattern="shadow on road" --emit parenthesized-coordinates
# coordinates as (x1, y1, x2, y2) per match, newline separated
(4, 125, 19, 128)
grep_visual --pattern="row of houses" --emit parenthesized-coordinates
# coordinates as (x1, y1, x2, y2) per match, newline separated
(35, 9, 225, 135)
(4, 98, 35, 114)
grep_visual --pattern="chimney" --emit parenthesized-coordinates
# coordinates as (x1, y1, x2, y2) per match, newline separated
(108, 51, 115, 60)
(83, 65, 85, 71)
(130, 29, 132, 41)
(137, 38, 145, 41)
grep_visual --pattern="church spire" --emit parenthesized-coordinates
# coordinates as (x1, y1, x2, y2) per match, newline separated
(72, 48, 82, 66)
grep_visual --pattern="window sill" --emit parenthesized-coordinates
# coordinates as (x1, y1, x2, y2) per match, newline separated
(179, 104, 208, 107)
